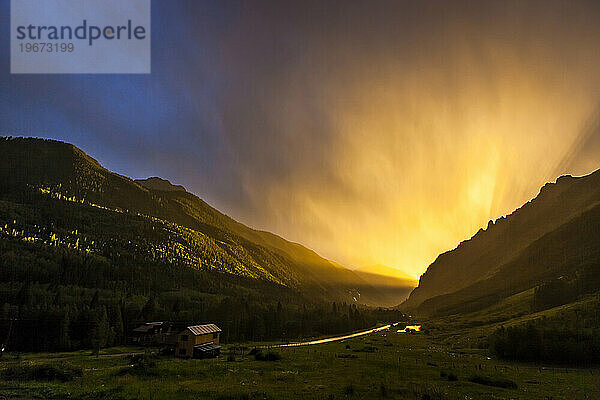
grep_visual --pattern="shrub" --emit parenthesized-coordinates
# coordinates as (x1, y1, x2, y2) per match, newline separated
(411, 385, 446, 400)
(216, 392, 273, 400)
(353, 346, 377, 353)
(337, 353, 358, 359)
(343, 383, 354, 395)
(116, 354, 159, 377)
(248, 348, 261, 356)
(252, 350, 281, 361)
(230, 345, 248, 354)
(440, 371, 457, 381)
(379, 383, 388, 397)
(469, 375, 517, 389)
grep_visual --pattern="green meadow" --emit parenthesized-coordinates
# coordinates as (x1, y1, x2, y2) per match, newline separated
(1, 329, 598, 400)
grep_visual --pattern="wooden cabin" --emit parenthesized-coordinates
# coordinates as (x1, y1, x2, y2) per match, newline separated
(176, 324, 222, 358)
(132, 321, 173, 346)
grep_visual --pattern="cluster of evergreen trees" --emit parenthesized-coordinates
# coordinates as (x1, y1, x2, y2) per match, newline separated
(0, 281, 403, 352)
(533, 263, 600, 312)
(0, 233, 405, 353)
(493, 264, 600, 365)
(491, 322, 600, 364)
(1, 286, 123, 353)
(490, 295, 600, 365)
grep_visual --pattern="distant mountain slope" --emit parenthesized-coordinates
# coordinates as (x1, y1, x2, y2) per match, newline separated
(135, 177, 187, 192)
(351, 267, 416, 307)
(354, 264, 417, 281)
(402, 168, 600, 312)
(0, 137, 397, 305)
(415, 202, 600, 316)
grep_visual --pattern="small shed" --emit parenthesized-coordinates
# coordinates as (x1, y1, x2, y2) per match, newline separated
(193, 342, 221, 359)
(176, 323, 222, 358)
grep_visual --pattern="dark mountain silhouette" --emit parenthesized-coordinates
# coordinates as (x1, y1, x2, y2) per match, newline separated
(351, 271, 415, 307)
(0, 137, 412, 306)
(350, 265, 416, 307)
(402, 168, 600, 315)
(354, 264, 417, 282)
(135, 177, 187, 192)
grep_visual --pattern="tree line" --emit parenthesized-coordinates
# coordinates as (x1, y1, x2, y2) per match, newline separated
(0, 235, 404, 353)
(490, 295, 600, 365)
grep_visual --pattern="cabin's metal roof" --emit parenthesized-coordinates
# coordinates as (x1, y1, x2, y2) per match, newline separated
(133, 325, 153, 333)
(187, 324, 222, 335)
(133, 321, 169, 333)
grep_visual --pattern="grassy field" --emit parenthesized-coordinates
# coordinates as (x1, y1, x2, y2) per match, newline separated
(0, 329, 598, 400)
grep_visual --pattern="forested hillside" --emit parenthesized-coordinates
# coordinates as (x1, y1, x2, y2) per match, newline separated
(0, 137, 408, 352)
(0, 137, 415, 304)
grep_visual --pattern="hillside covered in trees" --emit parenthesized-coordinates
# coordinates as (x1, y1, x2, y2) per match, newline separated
(0, 137, 407, 352)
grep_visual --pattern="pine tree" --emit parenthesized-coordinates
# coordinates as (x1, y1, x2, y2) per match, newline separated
(141, 297, 156, 320)
(90, 307, 109, 357)
(16, 281, 32, 307)
(58, 311, 71, 351)
(90, 290, 100, 309)
(107, 304, 125, 345)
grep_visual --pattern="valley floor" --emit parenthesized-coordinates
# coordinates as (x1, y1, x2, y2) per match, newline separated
(0, 330, 598, 400)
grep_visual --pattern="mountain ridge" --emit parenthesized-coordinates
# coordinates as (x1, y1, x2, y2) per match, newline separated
(0, 136, 415, 306)
(354, 264, 417, 281)
(402, 167, 600, 313)
(135, 177, 187, 192)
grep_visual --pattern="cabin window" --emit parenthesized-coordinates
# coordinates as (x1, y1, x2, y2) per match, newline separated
(213, 333, 218, 339)
(181, 335, 188, 341)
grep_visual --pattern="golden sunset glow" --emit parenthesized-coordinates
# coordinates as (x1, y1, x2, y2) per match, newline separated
(7, 2, 599, 282)
(222, 5, 600, 279)
(252, 83, 596, 278)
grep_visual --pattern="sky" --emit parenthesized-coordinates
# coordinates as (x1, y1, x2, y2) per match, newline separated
(2, 0, 600, 279)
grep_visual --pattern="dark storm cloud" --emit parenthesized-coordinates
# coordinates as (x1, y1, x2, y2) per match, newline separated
(2, 0, 600, 276)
